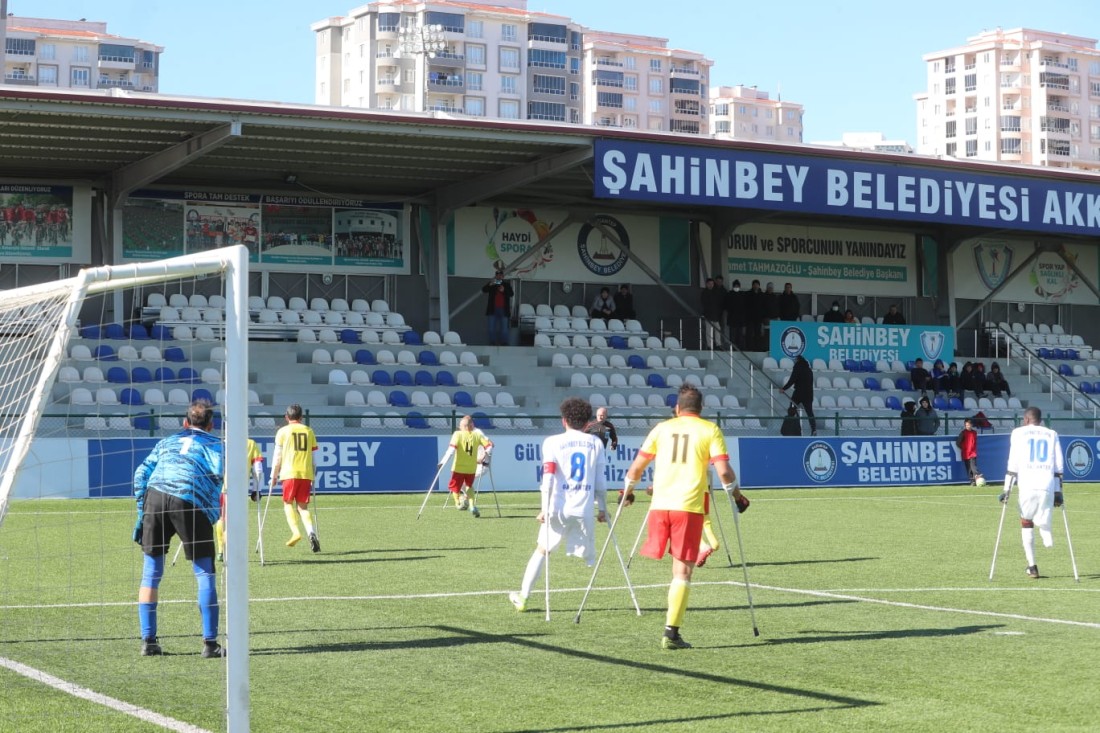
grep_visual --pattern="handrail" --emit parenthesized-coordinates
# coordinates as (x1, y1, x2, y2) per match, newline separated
(987, 325, 1100, 420)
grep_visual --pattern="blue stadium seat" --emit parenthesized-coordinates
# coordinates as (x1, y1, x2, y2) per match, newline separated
(1067, 349, 1080, 360)
(107, 366, 129, 384)
(895, 377, 913, 391)
(933, 396, 948, 410)
(859, 360, 876, 373)
(843, 359, 859, 372)
(372, 370, 393, 386)
(414, 370, 435, 386)
(646, 373, 667, 389)
(178, 367, 201, 384)
(355, 349, 377, 365)
(150, 324, 173, 341)
(212, 412, 223, 430)
(103, 323, 126, 339)
(1058, 364, 1073, 377)
(454, 390, 475, 408)
(627, 354, 646, 369)
(340, 329, 362, 345)
(402, 331, 423, 346)
(93, 345, 118, 361)
(418, 350, 439, 366)
(163, 347, 187, 363)
(154, 366, 176, 382)
(132, 415, 153, 432)
(1037, 347, 1052, 359)
(904, 360, 916, 371)
(1081, 381, 1094, 394)
(389, 390, 410, 407)
(436, 370, 456, 387)
(885, 395, 903, 410)
(665, 393, 677, 408)
(863, 377, 881, 391)
(948, 397, 964, 411)
(79, 324, 101, 339)
(393, 370, 414, 386)
(129, 324, 151, 340)
(120, 387, 144, 406)
(608, 336, 628, 350)
(405, 411, 430, 429)
(1093, 382, 1100, 394)
(192, 388, 215, 404)
(472, 412, 494, 430)
(131, 367, 153, 383)
(1053, 349, 1067, 361)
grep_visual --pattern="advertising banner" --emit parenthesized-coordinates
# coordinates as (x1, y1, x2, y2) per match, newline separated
(450, 206, 690, 285)
(0, 183, 91, 264)
(770, 320, 955, 364)
(950, 237, 1098, 305)
(728, 223, 916, 297)
(594, 138, 1100, 238)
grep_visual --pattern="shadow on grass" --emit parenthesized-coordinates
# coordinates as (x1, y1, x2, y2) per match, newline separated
(264, 546, 505, 557)
(497, 706, 862, 733)
(263, 555, 444, 566)
(576, 598, 856, 617)
(737, 624, 1002, 647)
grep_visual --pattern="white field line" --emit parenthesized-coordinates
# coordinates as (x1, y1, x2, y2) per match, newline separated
(0, 655, 212, 733)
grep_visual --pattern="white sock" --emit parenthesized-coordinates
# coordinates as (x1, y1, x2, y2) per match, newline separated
(298, 505, 315, 535)
(1039, 528, 1054, 548)
(1022, 527, 1036, 566)
(520, 551, 545, 598)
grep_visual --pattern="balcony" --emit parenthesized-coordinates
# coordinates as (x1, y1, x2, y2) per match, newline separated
(98, 56, 135, 70)
(428, 104, 463, 114)
(596, 58, 623, 68)
(1040, 58, 1071, 69)
(376, 50, 396, 59)
(3, 73, 35, 85)
(376, 78, 399, 90)
(98, 79, 135, 88)
(670, 66, 699, 76)
(430, 52, 465, 68)
(1047, 102, 1070, 113)
(428, 77, 464, 90)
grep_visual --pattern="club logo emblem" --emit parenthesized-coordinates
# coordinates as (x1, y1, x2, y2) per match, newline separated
(803, 441, 837, 483)
(1064, 439, 1094, 479)
(577, 215, 630, 277)
(920, 331, 945, 361)
(973, 241, 1013, 290)
(780, 327, 807, 358)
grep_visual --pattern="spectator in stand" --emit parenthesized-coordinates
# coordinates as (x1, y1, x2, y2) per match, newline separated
(780, 355, 817, 436)
(590, 287, 616, 321)
(700, 278, 725, 350)
(724, 279, 746, 349)
(960, 361, 986, 398)
(930, 360, 947, 395)
(910, 357, 934, 394)
(712, 276, 728, 333)
(613, 284, 636, 320)
(482, 268, 514, 346)
(762, 282, 781, 347)
(882, 304, 906, 325)
(987, 362, 1012, 397)
(843, 309, 858, 325)
(746, 280, 766, 350)
(822, 300, 845, 323)
(899, 400, 917, 436)
(778, 282, 800, 322)
(914, 395, 940, 436)
(974, 362, 989, 395)
(940, 362, 961, 398)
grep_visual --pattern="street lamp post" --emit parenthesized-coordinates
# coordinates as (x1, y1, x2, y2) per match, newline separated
(396, 23, 446, 113)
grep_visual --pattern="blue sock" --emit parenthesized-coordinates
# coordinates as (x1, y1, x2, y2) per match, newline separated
(193, 556, 219, 641)
(139, 554, 164, 641)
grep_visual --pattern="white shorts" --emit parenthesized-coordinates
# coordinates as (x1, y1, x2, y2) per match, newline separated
(1017, 488, 1053, 532)
(537, 513, 596, 566)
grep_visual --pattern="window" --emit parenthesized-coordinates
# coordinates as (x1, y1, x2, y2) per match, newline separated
(623, 116, 637, 128)
(343, 78, 350, 93)
(1090, 82, 1100, 98)
(649, 118, 664, 131)
(499, 99, 520, 119)
(649, 77, 663, 94)
(945, 120, 956, 138)
(527, 101, 565, 121)
(498, 75, 515, 94)
(965, 140, 977, 157)
(528, 23, 567, 43)
(425, 12, 464, 32)
(72, 45, 88, 62)
(714, 103, 729, 116)
(39, 43, 56, 60)
(597, 91, 623, 108)
(570, 31, 581, 51)
(788, 127, 795, 137)
(650, 59, 661, 71)
(378, 13, 399, 32)
(529, 49, 565, 68)
(99, 43, 135, 61)
(465, 97, 485, 116)
(404, 68, 415, 83)
(716, 120, 731, 133)
(502, 24, 517, 42)
(965, 117, 977, 135)
(624, 56, 636, 70)
(964, 73, 976, 91)
(533, 74, 565, 95)
(38, 65, 58, 85)
(738, 105, 747, 115)
(946, 142, 957, 156)
(945, 78, 956, 95)
(669, 78, 699, 95)
(500, 47, 520, 70)
(649, 99, 662, 114)
(765, 126, 773, 136)
(569, 82, 579, 101)
(70, 67, 90, 87)
(467, 20, 483, 39)
(570, 57, 579, 75)
(5, 38, 35, 55)
(466, 72, 482, 91)
(624, 96, 636, 111)
(466, 44, 485, 66)
(625, 75, 638, 91)
(359, 44, 365, 58)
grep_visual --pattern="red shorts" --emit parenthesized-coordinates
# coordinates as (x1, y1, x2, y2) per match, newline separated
(282, 478, 312, 505)
(448, 472, 475, 492)
(641, 510, 704, 563)
(219, 492, 226, 518)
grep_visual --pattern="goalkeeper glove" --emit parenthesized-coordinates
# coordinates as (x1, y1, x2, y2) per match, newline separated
(249, 490, 259, 502)
(132, 516, 143, 544)
(724, 483, 750, 513)
(1054, 491, 1064, 508)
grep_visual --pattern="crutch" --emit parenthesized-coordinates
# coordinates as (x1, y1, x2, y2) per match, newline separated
(543, 485, 553, 622)
(989, 487, 1010, 581)
(256, 480, 278, 565)
(482, 462, 502, 518)
(575, 498, 641, 623)
(416, 462, 448, 520)
(626, 506, 651, 569)
(308, 487, 319, 537)
(170, 541, 184, 567)
(706, 485, 735, 568)
(726, 489, 760, 636)
(1061, 503, 1080, 583)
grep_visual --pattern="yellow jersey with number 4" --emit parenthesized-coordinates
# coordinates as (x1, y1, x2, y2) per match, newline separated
(639, 415, 728, 514)
(449, 429, 491, 474)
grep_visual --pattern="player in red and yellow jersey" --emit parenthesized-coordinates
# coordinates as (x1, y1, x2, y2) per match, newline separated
(215, 438, 265, 561)
(438, 415, 493, 518)
(270, 404, 320, 552)
(624, 385, 745, 650)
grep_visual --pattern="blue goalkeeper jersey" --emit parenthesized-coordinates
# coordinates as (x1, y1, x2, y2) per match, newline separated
(134, 427, 224, 524)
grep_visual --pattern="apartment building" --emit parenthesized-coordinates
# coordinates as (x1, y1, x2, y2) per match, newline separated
(1, 16, 162, 92)
(709, 85, 803, 143)
(812, 132, 912, 154)
(313, 0, 712, 135)
(915, 28, 1100, 171)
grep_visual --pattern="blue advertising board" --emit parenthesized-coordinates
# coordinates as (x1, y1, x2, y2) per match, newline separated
(593, 139, 1100, 237)
(769, 320, 955, 364)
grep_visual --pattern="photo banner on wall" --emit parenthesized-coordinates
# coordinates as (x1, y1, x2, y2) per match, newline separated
(770, 320, 955, 364)
(449, 206, 690, 285)
(0, 183, 91, 264)
(121, 190, 410, 274)
(950, 237, 1098, 305)
(728, 223, 916, 296)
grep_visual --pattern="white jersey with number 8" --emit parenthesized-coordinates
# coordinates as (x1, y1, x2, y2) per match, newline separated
(540, 429, 606, 518)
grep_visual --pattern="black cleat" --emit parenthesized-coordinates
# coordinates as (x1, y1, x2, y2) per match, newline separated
(1026, 565, 1039, 579)
(202, 640, 225, 658)
(141, 637, 162, 656)
(309, 532, 321, 553)
(661, 634, 693, 650)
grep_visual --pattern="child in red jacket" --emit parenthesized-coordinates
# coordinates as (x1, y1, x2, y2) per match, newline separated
(957, 418, 982, 485)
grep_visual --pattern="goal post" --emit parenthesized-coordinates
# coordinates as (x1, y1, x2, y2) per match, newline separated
(0, 244, 250, 732)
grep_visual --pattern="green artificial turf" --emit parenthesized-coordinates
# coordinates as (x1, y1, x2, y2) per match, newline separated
(1, 485, 1097, 732)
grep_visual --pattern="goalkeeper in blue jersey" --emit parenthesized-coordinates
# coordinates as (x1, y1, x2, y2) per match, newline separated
(133, 400, 225, 658)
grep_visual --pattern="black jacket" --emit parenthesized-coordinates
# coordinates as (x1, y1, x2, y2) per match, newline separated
(782, 358, 814, 403)
(482, 279, 514, 316)
(778, 292, 800, 321)
(701, 287, 724, 320)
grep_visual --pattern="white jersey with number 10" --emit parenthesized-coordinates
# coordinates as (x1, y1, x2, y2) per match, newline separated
(540, 429, 606, 517)
(1007, 424, 1063, 493)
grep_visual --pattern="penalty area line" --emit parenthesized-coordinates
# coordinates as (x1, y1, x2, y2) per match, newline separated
(0, 656, 211, 733)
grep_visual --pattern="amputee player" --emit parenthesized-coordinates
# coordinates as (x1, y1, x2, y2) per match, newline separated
(133, 400, 225, 658)
(623, 385, 746, 649)
(1001, 406, 1064, 579)
(270, 404, 321, 552)
(438, 414, 493, 518)
(214, 437, 265, 562)
(509, 397, 607, 612)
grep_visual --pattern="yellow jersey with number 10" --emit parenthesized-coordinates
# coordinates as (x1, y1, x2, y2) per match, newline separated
(275, 422, 318, 481)
(639, 415, 728, 514)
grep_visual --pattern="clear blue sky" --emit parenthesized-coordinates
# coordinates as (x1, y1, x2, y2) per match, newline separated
(17, 0, 1100, 142)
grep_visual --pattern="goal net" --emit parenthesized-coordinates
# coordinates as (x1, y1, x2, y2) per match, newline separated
(0, 245, 249, 733)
